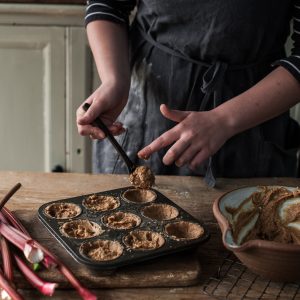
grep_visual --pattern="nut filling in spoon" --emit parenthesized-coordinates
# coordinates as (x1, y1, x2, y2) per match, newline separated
(82, 103, 155, 188)
(129, 166, 155, 189)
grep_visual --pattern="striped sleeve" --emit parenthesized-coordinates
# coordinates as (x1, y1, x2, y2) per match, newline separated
(274, 0, 300, 81)
(85, 0, 136, 26)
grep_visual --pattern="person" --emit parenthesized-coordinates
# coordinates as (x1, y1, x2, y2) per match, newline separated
(77, 0, 300, 184)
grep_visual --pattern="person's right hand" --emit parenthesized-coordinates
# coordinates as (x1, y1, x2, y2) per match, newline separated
(76, 81, 129, 139)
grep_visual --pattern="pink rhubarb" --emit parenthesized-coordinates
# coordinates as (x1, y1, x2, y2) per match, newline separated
(14, 254, 58, 297)
(0, 221, 43, 264)
(1, 209, 97, 300)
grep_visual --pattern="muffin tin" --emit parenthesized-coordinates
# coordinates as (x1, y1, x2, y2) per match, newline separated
(38, 186, 210, 270)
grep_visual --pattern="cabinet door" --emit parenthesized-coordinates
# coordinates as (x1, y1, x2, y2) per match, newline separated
(0, 26, 65, 172)
(66, 27, 92, 173)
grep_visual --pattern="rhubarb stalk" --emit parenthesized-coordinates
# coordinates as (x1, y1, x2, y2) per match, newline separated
(0, 183, 97, 300)
(0, 184, 21, 212)
(0, 235, 57, 297)
(0, 237, 13, 281)
(14, 254, 57, 297)
(1, 209, 97, 300)
(0, 213, 56, 269)
(1, 209, 29, 236)
(0, 268, 23, 300)
(0, 221, 43, 264)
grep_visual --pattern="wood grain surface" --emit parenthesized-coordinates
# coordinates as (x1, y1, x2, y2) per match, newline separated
(0, 171, 299, 299)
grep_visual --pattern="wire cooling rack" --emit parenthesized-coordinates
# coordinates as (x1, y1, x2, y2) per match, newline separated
(202, 252, 300, 300)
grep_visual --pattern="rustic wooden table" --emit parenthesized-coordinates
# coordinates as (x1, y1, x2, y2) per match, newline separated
(0, 171, 299, 300)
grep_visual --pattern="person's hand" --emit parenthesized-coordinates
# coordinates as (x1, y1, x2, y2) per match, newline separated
(76, 81, 129, 139)
(138, 104, 233, 170)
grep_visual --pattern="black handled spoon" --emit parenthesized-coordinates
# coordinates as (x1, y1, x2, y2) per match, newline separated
(82, 103, 136, 174)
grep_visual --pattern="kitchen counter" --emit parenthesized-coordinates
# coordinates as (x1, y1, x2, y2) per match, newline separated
(0, 171, 299, 300)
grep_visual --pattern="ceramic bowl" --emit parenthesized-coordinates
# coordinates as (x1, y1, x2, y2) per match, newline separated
(213, 186, 300, 282)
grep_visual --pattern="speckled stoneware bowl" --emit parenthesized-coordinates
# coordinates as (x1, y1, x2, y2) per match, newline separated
(213, 186, 300, 282)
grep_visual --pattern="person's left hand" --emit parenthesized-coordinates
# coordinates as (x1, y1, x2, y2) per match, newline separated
(138, 104, 233, 170)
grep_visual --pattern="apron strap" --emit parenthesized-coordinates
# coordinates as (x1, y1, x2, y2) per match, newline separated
(136, 26, 280, 187)
(200, 61, 228, 110)
(137, 24, 271, 110)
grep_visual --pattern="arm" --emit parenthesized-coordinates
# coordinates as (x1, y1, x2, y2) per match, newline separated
(77, 0, 136, 139)
(138, 1, 300, 169)
(216, 66, 300, 136)
(88, 20, 130, 93)
(138, 67, 300, 169)
(225, 0, 300, 134)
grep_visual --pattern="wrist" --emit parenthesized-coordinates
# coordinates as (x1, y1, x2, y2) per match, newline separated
(101, 70, 130, 86)
(211, 104, 238, 139)
(101, 75, 130, 95)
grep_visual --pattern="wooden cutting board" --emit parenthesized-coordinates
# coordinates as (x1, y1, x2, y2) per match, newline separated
(13, 210, 202, 288)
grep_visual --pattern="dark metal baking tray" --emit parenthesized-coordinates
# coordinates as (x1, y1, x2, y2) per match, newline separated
(38, 187, 210, 270)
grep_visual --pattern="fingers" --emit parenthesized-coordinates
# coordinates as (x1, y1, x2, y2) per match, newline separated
(78, 124, 105, 140)
(81, 122, 125, 140)
(138, 128, 179, 159)
(77, 110, 125, 140)
(139, 134, 208, 169)
(77, 99, 99, 125)
(108, 123, 126, 136)
(76, 96, 93, 123)
(138, 106, 191, 159)
(77, 81, 129, 141)
(76, 97, 106, 137)
(76, 98, 105, 139)
(163, 139, 191, 165)
(160, 104, 191, 123)
(77, 94, 125, 139)
(175, 143, 200, 167)
(138, 107, 223, 171)
(188, 149, 210, 170)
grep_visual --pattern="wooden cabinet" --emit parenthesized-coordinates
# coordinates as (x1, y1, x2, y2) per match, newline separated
(0, 4, 92, 172)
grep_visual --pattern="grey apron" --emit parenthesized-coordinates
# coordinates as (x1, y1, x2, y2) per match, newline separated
(93, 0, 300, 179)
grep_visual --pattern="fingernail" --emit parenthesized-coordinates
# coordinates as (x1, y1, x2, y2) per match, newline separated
(163, 158, 171, 165)
(79, 116, 90, 125)
(189, 163, 197, 171)
(176, 160, 182, 167)
(138, 152, 149, 160)
(77, 118, 85, 125)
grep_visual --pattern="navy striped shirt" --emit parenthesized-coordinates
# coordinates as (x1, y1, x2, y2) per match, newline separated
(85, 0, 300, 82)
(85, 0, 136, 25)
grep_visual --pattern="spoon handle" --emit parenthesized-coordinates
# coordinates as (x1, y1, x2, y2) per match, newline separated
(203, 156, 216, 188)
(82, 103, 136, 173)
